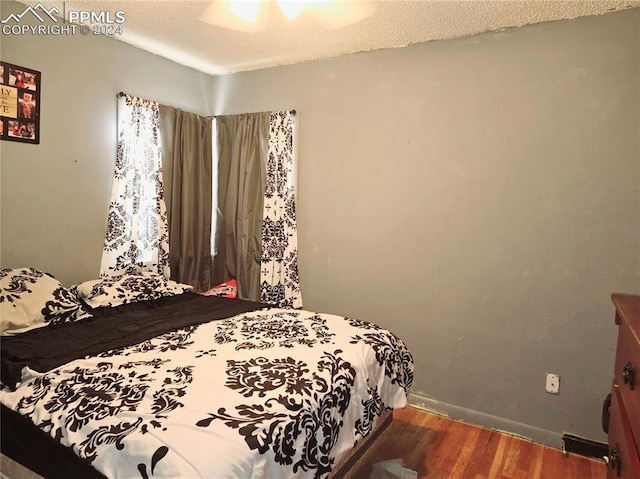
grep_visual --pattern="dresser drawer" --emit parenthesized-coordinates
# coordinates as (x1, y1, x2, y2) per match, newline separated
(607, 386, 640, 479)
(614, 312, 640, 454)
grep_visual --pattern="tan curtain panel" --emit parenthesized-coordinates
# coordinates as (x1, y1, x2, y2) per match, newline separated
(159, 105, 213, 292)
(212, 113, 269, 301)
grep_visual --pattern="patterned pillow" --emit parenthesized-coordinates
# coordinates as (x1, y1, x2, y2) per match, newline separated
(0, 267, 93, 336)
(73, 272, 193, 309)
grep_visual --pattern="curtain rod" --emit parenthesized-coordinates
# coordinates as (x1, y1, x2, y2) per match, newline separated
(208, 109, 296, 119)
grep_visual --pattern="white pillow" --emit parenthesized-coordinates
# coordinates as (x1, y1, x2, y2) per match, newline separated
(73, 272, 193, 309)
(0, 267, 92, 336)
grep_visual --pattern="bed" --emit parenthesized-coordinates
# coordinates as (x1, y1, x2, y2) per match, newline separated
(0, 268, 414, 479)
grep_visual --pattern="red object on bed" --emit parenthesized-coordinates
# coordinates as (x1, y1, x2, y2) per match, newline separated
(202, 279, 237, 298)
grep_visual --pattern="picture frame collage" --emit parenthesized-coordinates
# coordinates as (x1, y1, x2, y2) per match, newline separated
(0, 61, 41, 144)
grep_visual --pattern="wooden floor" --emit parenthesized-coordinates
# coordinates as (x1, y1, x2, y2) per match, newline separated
(346, 407, 606, 479)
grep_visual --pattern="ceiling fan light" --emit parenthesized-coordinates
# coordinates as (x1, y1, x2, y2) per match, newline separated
(277, 0, 306, 20)
(227, 0, 262, 24)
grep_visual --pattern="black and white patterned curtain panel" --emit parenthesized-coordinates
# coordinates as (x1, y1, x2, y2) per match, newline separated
(260, 111, 302, 308)
(100, 94, 170, 278)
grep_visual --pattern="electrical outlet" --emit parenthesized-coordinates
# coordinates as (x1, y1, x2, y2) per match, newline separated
(546, 373, 560, 395)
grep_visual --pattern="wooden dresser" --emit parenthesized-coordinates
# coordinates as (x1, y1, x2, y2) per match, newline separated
(608, 293, 640, 479)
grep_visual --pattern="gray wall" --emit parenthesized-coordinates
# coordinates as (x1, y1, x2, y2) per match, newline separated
(213, 10, 639, 444)
(0, 0, 215, 285)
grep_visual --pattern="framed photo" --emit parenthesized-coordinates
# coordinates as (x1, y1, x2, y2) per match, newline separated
(0, 61, 40, 144)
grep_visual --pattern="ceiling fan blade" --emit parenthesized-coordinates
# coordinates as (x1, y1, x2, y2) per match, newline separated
(304, 1, 377, 30)
(199, 1, 265, 32)
(276, 0, 306, 20)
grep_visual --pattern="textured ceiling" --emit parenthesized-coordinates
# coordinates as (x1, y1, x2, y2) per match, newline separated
(19, 0, 640, 75)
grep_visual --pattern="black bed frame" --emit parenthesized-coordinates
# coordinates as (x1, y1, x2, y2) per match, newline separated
(1, 404, 106, 478)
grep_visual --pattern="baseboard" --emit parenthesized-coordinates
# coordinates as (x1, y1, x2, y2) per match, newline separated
(408, 392, 608, 459)
(562, 434, 608, 460)
(408, 392, 563, 448)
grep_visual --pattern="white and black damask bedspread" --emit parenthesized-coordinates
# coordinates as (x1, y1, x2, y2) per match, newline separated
(0, 307, 414, 479)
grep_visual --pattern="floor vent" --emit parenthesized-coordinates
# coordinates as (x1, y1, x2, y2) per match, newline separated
(562, 434, 608, 460)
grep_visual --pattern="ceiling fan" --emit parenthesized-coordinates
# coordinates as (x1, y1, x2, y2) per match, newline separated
(199, 0, 377, 32)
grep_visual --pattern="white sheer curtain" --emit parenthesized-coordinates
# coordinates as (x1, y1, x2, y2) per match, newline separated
(260, 111, 302, 308)
(100, 94, 170, 278)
